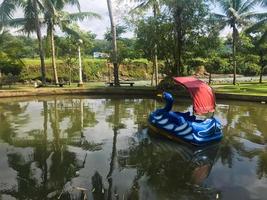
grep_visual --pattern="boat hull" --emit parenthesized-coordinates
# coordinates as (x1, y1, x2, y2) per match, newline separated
(148, 112, 223, 146)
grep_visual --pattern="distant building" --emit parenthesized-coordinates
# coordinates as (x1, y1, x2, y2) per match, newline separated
(93, 52, 109, 59)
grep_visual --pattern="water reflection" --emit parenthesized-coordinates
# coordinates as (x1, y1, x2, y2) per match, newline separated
(117, 129, 220, 199)
(0, 97, 267, 199)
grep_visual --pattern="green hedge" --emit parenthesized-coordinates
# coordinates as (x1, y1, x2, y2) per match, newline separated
(21, 58, 153, 82)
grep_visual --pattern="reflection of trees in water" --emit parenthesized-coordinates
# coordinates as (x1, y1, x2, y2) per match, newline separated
(2, 97, 267, 199)
(95, 98, 151, 200)
(0, 98, 102, 199)
(133, 99, 157, 131)
(61, 99, 98, 137)
(0, 102, 29, 143)
(117, 130, 220, 200)
(105, 99, 131, 129)
(216, 104, 243, 168)
(105, 99, 122, 200)
(216, 102, 267, 178)
(91, 171, 105, 200)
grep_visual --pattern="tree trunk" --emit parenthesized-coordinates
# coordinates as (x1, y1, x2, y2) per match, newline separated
(174, 8, 183, 76)
(69, 66, 72, 85)
(232, 26, 237, 85)
(153, 4, 159, 86)
(259, 51, 264, 84)
(259, 66, 264, 84)
(33, 0, 46, 85)
(78, 44, 83, 86)
(50, 26, 59, 85)
(151, 61, 155, 86)
(0, 70, 2, 88)
(42, 101, 48, 187)
(154, 45, 159, 85)
(106, 0, 119, 86)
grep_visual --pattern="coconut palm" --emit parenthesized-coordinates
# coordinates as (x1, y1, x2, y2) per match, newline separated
(106, 0, 119, 86)
(0, 0, 47, 85)
(212, 0, 267, 85)
(132, 0, 161, 86)
(42, 0, 100, 85)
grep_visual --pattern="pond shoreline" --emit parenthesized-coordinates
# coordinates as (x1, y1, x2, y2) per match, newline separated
(0, 87, 266, 102)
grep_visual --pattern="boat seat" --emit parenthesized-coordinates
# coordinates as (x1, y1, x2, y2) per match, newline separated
(168, 112, 187, 125)
(192, 118, 216, 132)
(175, 111, 196, 121)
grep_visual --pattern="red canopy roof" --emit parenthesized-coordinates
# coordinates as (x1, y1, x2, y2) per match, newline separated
(173, 76, 215, 115)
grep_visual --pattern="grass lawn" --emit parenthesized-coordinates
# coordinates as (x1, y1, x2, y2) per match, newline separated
(212, 82, 267, 96)
(0, 81, 154, 91)
(1, 81, 266, 97)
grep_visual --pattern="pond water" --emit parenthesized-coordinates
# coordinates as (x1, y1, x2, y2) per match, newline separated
(0, 96, 266, 200)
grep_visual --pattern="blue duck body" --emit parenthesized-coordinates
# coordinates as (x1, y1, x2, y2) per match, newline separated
(148, 92, 223, 146)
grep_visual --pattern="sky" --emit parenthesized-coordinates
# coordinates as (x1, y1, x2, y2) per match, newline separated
(1, 0, 266, 39)
(64, 0, 137, 39)
(0, 0, 137, 39)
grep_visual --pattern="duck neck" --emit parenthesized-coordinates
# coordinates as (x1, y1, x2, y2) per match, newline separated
(162, 98, 173, 112)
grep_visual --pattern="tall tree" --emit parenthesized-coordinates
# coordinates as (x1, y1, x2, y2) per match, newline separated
(165, 0, 209, 76)
(245, 10, 267, 83)
(0, 0, 46, 84)
(33, 0, 46, 85)
(106, 0, 119, 86)
(212, 0, 267, 84)
(43, 0, 100, 84)
(132, 0, 161, 86)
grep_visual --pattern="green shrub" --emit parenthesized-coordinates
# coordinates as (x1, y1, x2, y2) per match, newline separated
(206, 57, 231, 73)
(21, 58, 154, 81)
(0, 73, 19, 88)
(0, 53, 23, 76)
(242, 64, 261, 76)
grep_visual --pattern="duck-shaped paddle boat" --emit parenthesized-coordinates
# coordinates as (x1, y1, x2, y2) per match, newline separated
(148, 77, 223, 146)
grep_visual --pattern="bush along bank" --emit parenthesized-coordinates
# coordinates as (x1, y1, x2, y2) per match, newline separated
(20, 58, 156, 82)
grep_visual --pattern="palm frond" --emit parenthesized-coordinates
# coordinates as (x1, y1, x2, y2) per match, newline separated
(254, 11, 267, 19)
(22, 0, 37, 33)
(239, 0, 261, 14)
(258, 30, 267, 44)
(245, 18, 267, 33)
(210, 13, 230, 30)
(240, 11, 267, 20)
(134, 1, 151, 11)
(37, 0, 45, 11)
(211, 13, 228, 21)
(233, 0, 242, 11)
(65, 0, 81, 12)
(61, 24, 82, 40)
(216, 0, 232, 15)
(63, 12, 101, 22)
(260, 0, 267, 6)
(0, 0, 16, 23)
(131, 0, 160, 13)
(219, 19, 231, 30)
(55, 0, 65, 10)
(7, 18, 27, 27)
(41, 0, 56, 16)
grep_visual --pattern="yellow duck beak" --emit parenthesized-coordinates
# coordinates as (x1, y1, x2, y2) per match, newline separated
(157, 93, 163, 98)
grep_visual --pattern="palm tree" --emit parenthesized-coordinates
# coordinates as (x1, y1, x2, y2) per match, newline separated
(213, 0, 266, 85)
(43, 0, 100, 85)
(106, 0, 119, 86)
(132, 0, 160, 86)
(245, 13, 267, 83)
(0, 0, 47, 85)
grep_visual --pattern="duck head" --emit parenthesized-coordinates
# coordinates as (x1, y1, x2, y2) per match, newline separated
(158, 92, 174, 112)
(163, 92, 174, 103)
